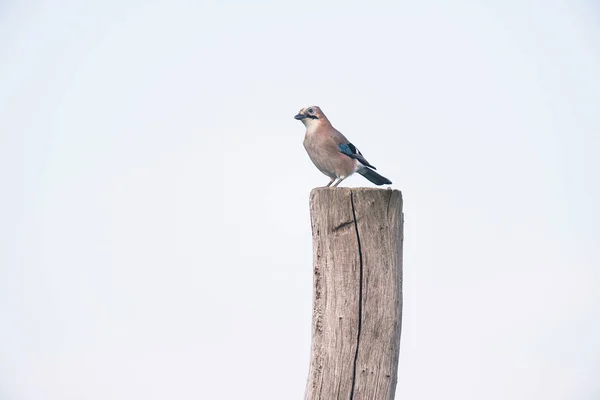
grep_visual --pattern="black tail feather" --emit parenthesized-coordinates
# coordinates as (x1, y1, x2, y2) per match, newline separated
(358, 168, 392, 185)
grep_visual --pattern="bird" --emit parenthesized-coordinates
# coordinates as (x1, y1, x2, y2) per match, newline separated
(295, 105, 392, 187)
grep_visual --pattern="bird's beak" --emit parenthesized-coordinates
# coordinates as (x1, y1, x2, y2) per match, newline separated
(294, 113, 305, 120)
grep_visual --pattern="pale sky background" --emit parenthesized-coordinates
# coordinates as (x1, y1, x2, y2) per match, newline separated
(1, 0, 599, 399)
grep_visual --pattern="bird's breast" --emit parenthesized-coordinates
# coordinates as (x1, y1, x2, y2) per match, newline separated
(303, 133, 357, 178)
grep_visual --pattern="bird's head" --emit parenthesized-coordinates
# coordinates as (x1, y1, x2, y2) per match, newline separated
(294, 105, 328, 128)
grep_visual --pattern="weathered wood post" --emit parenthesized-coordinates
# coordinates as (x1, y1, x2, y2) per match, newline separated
(305, 187, 403, 400)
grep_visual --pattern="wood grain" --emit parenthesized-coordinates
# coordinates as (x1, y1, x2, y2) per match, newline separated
(305, 187, 403, 400)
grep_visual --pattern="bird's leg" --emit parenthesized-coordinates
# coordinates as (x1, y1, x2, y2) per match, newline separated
(332, 177, 346, 187)
(325, 177, 336, 187)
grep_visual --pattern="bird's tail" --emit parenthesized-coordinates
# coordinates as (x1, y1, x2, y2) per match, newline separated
(358, 167, 392, 185)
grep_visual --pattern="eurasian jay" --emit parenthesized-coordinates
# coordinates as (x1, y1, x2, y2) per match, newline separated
(295, 105, 392, 187)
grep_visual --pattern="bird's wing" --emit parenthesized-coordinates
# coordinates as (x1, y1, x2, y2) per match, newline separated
(338, 142, 377, 170)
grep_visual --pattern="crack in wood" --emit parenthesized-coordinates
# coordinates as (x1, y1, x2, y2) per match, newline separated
(349, 190, 364, 400)
(332, 220, 355, 233)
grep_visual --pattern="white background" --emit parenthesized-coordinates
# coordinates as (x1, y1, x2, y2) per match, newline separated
(1, 0, 599, 399)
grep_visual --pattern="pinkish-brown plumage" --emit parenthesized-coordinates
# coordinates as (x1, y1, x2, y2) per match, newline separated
(295, 105, 392, 187)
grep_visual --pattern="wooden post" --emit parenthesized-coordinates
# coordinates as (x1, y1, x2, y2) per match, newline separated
(305, 187, 403, 400)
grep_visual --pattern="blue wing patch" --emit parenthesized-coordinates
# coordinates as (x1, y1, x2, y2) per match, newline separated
(338, 143, 355, 157)
(338, 142, 377, 169)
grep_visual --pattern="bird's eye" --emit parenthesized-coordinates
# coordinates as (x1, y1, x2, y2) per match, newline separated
(308, 108, 314, 114)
